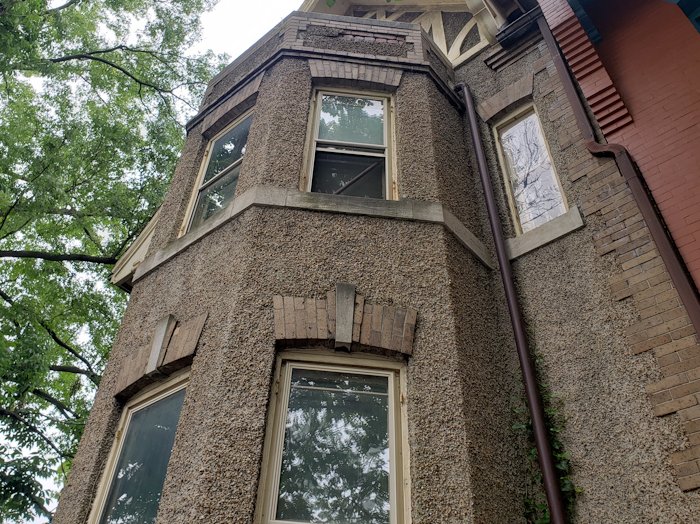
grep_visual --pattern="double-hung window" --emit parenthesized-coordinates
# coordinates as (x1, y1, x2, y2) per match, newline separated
(308, 91, 393, 199)
(259, 354, 407, 524)
(495, 108, 567, 234)
(89, 374, 188, 524)
(187, 113, 252, 231)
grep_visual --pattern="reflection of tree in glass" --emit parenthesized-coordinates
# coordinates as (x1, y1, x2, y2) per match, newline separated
(501, 114, 565, 232)
(100, 389, 186, 524)
(191, 167, 240, 228)
(204, 116, 252, 182)
(319, 96, 384, 146)
(276, 370, 390, 524)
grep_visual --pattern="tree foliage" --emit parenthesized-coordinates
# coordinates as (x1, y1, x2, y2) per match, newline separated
(0, 1, 225, 521)
(277, 370, 390, 524)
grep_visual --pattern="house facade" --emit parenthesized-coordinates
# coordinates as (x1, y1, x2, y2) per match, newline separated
(54, 1, 700, 523)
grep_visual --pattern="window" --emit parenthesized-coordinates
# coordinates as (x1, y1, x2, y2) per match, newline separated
(308, 91, 394, 199)
(89, 374, 188, 524)
(258, 354, 408, 524)
(495, 108, 567, 234)
(186, 113, 252, 231)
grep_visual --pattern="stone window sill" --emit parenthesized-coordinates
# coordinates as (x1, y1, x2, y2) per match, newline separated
(506, 206, 584, 260)
(132, 186, 494, 283)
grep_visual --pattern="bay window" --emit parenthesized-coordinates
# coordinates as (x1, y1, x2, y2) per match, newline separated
(187, 113, 252, 231)
(258, 354, 407, 524)
(308, 91, 394, 200)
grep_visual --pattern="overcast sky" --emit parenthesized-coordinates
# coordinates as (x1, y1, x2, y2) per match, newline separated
(196, 0, 303, 58)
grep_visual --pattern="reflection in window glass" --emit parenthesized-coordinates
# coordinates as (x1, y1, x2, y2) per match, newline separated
(318, 95, 384, 146)
(99, 387, 186, 524)
(311, 152, 385, 199)
(275, 368, 390, 524)
(311, 93, 388, 200)
(190, 166, 240, 229)
(203, 116, 251, 183)
(189, 115, 252, 231)
(498, 112, 566, 233)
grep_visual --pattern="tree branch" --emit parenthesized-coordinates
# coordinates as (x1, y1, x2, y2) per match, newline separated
(0, 407, 70, 459)
(0, 250, 117, 264)
(50, 52, 165, 90)
(49, 364, 99, 384)
(31, 388, 78, 418)
(28, 493, 52, 519)
(0, 289, 100, 384)
(45, 52, 197, 111)
(47, 0, 82, 14)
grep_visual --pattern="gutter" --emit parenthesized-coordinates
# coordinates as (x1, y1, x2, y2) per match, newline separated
(455, 83, 568, 524)
(537, 17, 700, 336)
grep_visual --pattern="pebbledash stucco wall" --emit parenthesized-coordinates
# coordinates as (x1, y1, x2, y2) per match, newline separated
(53, 13, 528, 524)
(456, 25, 700, 521)
(53, 8, 700, 524)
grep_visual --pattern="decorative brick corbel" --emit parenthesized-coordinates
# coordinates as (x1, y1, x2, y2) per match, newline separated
(115, 312, 208, 399)
(273, 283, 417, 356)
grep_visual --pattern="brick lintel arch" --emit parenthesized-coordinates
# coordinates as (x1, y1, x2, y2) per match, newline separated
(273, 283, 417, 356)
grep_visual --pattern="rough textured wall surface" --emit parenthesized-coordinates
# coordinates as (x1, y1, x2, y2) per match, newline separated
(457, 33, 700, 522)
(147, 124, 208, 253)
(395, 73, 482, 233)
(54, 45, 527, 522)
(236, 59, 312, 195)
(55, 209, 524, 524)
(447, 238, 529, 523)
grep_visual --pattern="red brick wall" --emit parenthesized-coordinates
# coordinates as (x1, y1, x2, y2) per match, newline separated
(586, 0, 700, 288)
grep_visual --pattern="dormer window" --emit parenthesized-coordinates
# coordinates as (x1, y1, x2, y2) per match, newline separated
(307, 91, 395, 200)
(187, 113, 252, 231)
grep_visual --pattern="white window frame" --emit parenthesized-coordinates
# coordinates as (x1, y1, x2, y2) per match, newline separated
(493, 105, 568, 235)
(179, 110, 253, 236)
(304, 89, 398, 200)
(87, 371, 189, 524)
(256, 351, 410, 524)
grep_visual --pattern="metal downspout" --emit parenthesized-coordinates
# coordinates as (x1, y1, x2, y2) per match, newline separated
(455, 83, 568, 524)
(537, 16, 700, 336)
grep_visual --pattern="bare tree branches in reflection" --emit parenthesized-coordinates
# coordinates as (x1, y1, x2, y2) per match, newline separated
(500, 113, 565, 232)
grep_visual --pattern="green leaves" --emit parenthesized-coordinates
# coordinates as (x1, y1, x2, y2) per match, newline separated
(0, 1, 226, 521)
(512, 349, 580, 523)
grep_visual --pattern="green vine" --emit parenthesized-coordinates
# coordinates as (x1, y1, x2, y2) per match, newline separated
(513, 358, 582, 523)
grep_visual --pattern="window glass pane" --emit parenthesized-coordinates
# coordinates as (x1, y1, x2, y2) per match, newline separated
(311, 152, 385, 199)
(318, 95, 384, 146)
(190, 167, 239, 230)
(291, 368, 389, 394)
(99, 387, 186, 524)
(203, 115, 252, 184)
(500, 112, 566, 233)
(276, 369, 390, 524)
